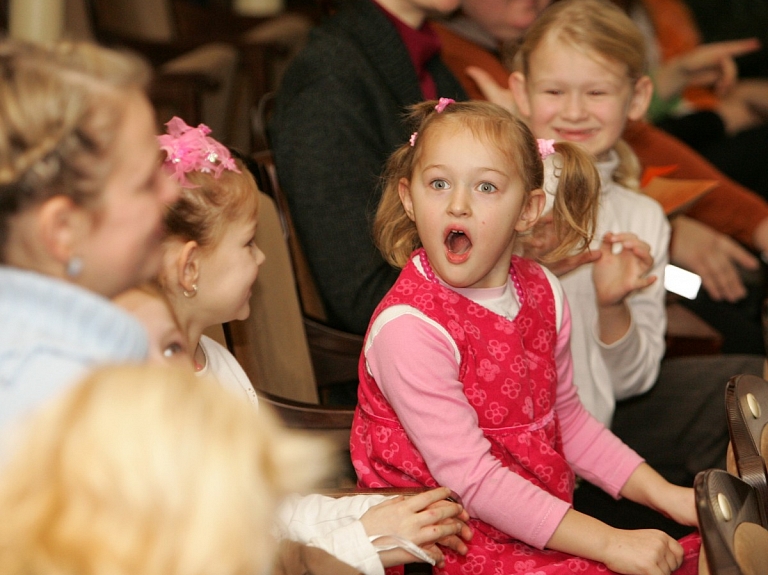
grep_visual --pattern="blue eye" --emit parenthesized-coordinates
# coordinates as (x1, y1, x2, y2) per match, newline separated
(431, 179, 448, 190)
(479, 182, 497, 193)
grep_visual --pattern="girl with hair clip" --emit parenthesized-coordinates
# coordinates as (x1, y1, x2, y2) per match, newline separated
(154, 117, 472, 575)
(0, 39, 179, 429)
(350, 98, 700, 574)
(509, 0, 763, 534)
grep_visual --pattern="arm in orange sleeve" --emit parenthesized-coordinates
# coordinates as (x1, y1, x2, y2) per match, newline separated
(624, 120, 768, 248)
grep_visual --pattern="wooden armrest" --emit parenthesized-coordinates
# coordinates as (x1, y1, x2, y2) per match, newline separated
(665, 302, 723, 358)
(256, 389, 354, 429)
(322, 486, 431, 498)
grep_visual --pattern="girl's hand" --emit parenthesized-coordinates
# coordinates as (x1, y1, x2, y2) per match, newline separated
(643, 483, 698, 529)
(593, 232, 656, 307)
(546, 507, 683, 575)
(359, 487, 472, 568)
(620, 463, 698, 529)
(602, 528, 684, 575)
(465, 66, 518, 114)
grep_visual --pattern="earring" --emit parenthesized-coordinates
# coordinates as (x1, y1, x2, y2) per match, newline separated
(183, 284, 198, 298)
(66, 256, 83, 278)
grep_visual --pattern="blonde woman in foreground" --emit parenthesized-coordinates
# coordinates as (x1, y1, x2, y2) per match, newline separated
(0, 364, 345, 575)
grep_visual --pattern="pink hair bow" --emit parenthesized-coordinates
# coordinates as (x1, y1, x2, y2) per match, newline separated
(435, 98, 455, 113)
(537, 138, 556, 159)
(157, 116, 240, 188)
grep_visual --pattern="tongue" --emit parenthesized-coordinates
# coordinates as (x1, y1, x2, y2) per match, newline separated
(446, 231, 471, 255)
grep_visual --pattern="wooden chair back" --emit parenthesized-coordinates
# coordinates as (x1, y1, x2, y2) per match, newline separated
(227, 191, 319, 404)
(725, 373, 768, 523)
(249, 151, 363, 404)
(696, 468, 768, 575)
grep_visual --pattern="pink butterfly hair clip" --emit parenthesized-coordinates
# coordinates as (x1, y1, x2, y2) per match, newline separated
(157, 116, 240, 188)
(537, 138, 556, 160)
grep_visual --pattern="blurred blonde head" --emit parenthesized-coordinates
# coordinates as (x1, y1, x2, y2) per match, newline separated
(0, 364, 331, 575)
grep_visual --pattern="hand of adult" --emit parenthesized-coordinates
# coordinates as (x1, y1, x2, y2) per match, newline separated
(654, 38, 761, 101)
(717, 78, 768, 134)
(465, 65, 518, 114)
(669, 215, 758, 302)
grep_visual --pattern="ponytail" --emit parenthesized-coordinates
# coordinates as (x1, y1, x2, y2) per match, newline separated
(612, 138, 641, 191)
(544, 141, 601, 261)
(374, 145, 420, 268)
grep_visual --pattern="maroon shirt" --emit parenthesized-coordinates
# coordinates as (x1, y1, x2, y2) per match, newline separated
(374, 1, 441, 99)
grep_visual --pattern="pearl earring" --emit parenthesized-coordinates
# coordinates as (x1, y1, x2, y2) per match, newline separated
(66, 256, 83, 278)
(183, 284, 198, 298)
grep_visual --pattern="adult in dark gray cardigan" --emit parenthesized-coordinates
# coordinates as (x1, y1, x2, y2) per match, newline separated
(270, 0, 466, 335)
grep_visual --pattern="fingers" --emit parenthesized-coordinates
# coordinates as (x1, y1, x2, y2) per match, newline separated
(715, 55, 738, 96)
(404, 487, 453, 512)
(700, 251, 749, 302)
(436, 534, 469, 556)
(665, 538, 685, 573)
(722, 238, 759, 270)
(703, 38, 761, 61)
(600, 233, 654, 270)
(465, 66, 516, 112)
(542, 250, 602, 277)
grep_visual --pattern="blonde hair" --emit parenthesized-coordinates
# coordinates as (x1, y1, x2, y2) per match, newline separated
(163, 157, 260, 251)
(375, 100, 600, 268)
(0, 364, 331, 575)
(0, 39, 152, 258)
(515, 0, 646, 189)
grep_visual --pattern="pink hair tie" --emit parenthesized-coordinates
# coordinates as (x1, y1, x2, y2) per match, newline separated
(157, 116, 240, 188)
(435, 98, 455, 113)
(409, 132, 418, 147)
(537, 138, 556, 159)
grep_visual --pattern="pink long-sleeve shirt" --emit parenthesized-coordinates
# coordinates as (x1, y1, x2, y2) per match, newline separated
(364, 266, 644, 549)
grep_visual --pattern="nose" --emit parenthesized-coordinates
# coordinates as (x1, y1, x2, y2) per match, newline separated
(562, 92, 587, 121)
(447, 186, 471, 217)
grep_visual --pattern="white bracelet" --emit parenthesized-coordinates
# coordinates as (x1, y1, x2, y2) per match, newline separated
(368, 534, 436, 566)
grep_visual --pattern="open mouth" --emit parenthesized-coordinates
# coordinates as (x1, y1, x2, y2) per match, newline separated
(445, 229, 472, 262)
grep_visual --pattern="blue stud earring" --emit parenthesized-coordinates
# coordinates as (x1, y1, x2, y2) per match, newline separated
(66, 256, 83, 278)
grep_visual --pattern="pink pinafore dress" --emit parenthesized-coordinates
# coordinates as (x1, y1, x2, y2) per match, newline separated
(350, 250, 699, 575)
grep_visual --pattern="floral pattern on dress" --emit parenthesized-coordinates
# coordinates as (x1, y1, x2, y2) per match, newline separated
(351, 250, 699, 575)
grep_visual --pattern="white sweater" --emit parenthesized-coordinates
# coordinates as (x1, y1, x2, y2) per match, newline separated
(551, 151, 670, 426)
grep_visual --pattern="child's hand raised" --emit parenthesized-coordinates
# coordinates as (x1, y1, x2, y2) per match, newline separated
(360, 486, 472, 568)
(593, 232, 656, 307)
(602, 528, 684, 575)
